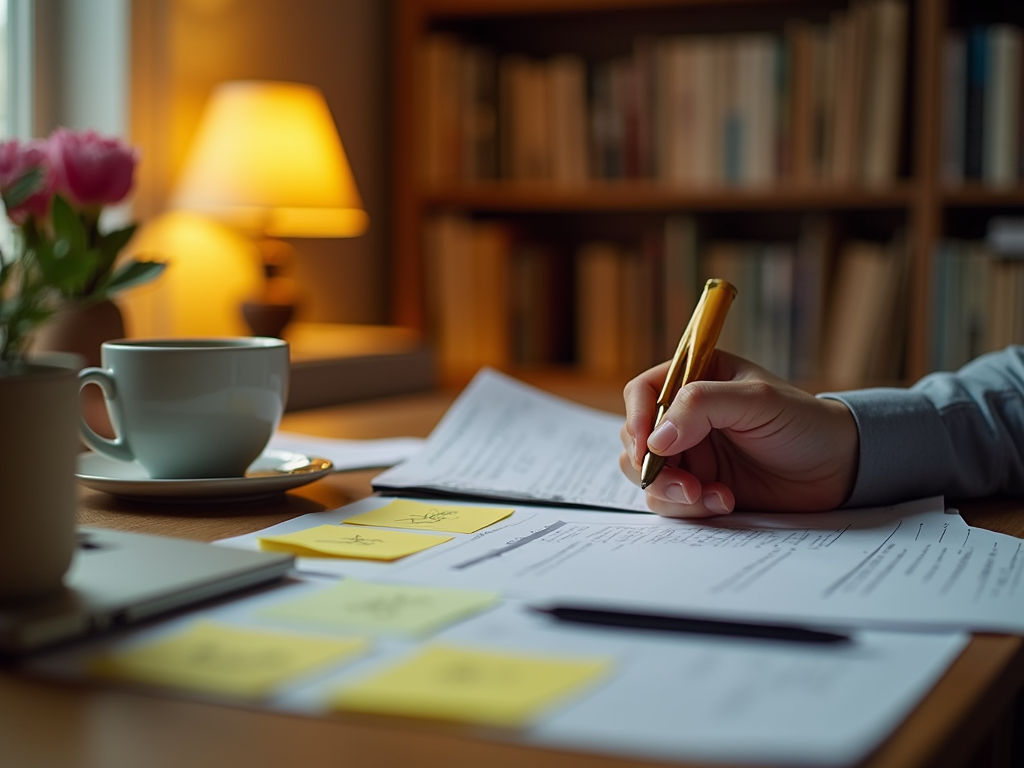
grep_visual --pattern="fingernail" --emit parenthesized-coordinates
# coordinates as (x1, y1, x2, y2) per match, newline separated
(705, 491, 730, 514)
(648, 420, 678, 452)
(665, 482, 694, 505)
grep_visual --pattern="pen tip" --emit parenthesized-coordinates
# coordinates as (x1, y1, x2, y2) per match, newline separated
(639, 479, 651, 490)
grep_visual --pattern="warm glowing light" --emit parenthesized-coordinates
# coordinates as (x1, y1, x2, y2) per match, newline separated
(117, 211, 264, 337)
(170, 81, 368, 238)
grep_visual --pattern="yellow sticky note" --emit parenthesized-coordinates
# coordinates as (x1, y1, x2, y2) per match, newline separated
(331, 644, 611, 728)
(261, 580, 500, 637)
(90, 621, 368, 699)
(344, 500, 514, 534)
(259, 524, 452, 561)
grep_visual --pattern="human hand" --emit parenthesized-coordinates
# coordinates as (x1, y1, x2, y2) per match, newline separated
(620, 351, 859, 518)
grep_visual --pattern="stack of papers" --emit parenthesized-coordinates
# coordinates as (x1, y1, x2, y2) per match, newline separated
(269, 432, 424, 471)
(30, 368, 1024, 768)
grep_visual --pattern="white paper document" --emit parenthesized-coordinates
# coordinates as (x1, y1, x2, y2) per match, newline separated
(28, 572, 969, 768)
(269, 432, 425, 472)
(372, 368, 651, 512)
(220, 495, 1024, 633)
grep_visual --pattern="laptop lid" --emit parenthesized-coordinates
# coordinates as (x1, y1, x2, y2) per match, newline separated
(0, 526, 293, 656)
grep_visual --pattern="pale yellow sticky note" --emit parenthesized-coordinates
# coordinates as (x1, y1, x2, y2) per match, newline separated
(90, 621, 368, 699)
(344, 500, 514, 534)
(259, 524, 452, 561)
(260, 580, 500, 637)
(331, 644, 611, 727)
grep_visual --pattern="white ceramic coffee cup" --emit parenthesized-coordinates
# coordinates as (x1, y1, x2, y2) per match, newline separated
(78, 338, 290, 479)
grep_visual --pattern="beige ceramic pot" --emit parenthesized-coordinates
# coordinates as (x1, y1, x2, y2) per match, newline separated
(0, 362, 79, 601)
(30, 298, 125, 438)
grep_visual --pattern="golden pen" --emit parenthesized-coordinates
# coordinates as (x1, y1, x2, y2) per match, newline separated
(639, 278, 737, 490)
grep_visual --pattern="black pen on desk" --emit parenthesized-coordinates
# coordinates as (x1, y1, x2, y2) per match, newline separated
(640, 279, 737, 490)
(530, 605, 850, 645)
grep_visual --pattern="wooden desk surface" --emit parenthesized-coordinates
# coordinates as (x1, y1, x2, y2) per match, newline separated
(4, 383, 1024, 768)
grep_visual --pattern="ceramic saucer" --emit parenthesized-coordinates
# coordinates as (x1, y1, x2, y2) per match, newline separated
(76, 449, 334, 503)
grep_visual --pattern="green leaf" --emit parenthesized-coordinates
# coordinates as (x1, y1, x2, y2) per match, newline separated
(2, 166, 44, 209)
(97, 224, 138, 261)
(91, 259, 166, 300)
(33, 237, 99, 295)
(87, 223, 135, 294)
(50, 195, 88, 256)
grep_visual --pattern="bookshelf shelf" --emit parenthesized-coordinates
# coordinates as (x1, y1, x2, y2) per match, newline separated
(418, 0, 789, 18)
(392, 0, 1024, 389)
(424, 183, 919, 212)
(941, 186, 1024, 207)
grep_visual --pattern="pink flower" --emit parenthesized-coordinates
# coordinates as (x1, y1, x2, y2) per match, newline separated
(48, 128, 138, 209)
(0, 139, 54, 224)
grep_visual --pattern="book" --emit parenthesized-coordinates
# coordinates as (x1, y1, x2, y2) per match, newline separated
(759, 243, 795, 380)
(745, 34, 779, 187)
(865, 231, 910, 382)
(986, 257, 1017, 353)
(547, 54, 589, 185)
(420, 33, 463, 185)
(692, 37, 724, 186)
(821, 239, 898, 389)
(423, 215, 514, 381)
(423, 214, 477, 379)
(816, 19, 839, 182)
(575, 241, 625, 376)
(500, 54, 552, 180)
(620, 244, 659, 375)
(862, 0, 908, 187)
(964, 26, 988, 181)
(510, 242, 572, 367)
(987, 216, 1024, 257)
(785, 19, 816, 183)
(633, 37, 658, 180)
(472, 222, 514, 371)
(942, 31, 966, 185)
(661, 215, 700, 359)
(983, 24, 1021, 187)
(829, 6, 865, 184)
(460, 45, 499, 180)
(791, 215, 831, 382)
(588, 59, 620, 179)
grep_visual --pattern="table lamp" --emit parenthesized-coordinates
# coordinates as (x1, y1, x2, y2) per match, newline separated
(170, 80, 369, 338)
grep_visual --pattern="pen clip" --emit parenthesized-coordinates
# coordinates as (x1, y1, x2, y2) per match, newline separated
(656, 319, 693, 408)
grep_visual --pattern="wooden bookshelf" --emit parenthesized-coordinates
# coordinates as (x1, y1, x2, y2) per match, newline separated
(424, 182, 920, 211)
(391, 0, 1024, 389)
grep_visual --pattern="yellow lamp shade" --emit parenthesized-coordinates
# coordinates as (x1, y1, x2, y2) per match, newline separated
(170, 81, 369, 238)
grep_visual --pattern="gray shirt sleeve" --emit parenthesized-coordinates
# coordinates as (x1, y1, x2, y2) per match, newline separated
(818, 345, 1024, 507)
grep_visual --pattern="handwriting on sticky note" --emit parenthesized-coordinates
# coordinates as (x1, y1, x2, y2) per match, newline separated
(344, 500, 515, 534)
(261, 580, 500, 636)
(331, 644, 611, 727)
(90, 621, 368, 699)
(259, 524, 452, 560)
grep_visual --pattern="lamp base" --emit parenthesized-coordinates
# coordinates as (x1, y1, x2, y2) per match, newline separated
(241, 300, 295, 339)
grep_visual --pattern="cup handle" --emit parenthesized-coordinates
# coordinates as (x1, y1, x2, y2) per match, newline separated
(78, 367, 133, 463)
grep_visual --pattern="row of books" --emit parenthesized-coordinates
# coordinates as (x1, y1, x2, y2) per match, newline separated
(943, 24, 1024, 187)
(697, 230, 909, 389)
(423, 214, 572, 380)
(931, 239, 1024, 373)
(423, 212, 909, 388)
(419, 0, 908, 188)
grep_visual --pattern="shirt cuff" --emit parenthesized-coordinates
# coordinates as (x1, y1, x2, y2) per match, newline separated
(817, 389, 950, 508)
